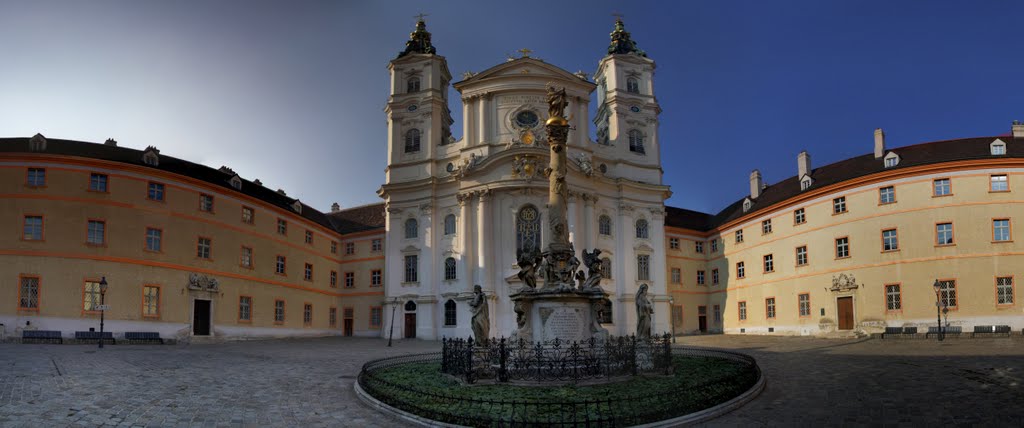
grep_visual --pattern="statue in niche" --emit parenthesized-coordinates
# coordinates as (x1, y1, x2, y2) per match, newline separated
(547, 85, 569, 119)
(636, 283, 653, 340)
(516, 248, 542, 290)
(580, 249, 604, 291)
(469, 285, 490, 343)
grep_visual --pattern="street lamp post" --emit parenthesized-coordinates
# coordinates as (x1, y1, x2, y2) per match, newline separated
(669, 297, 676, 343)
(932, 279, 944, 342)
(98, 277, 108, 349)
(387, 302, 397, 347)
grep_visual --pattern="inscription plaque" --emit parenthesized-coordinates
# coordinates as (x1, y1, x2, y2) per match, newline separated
(541, 307, 584, 342)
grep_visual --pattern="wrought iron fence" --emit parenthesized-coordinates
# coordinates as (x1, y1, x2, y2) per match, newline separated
(442, 334, 673, 384)
(357, 346, 761, 427)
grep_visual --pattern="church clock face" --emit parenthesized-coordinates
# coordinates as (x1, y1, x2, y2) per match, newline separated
(407, 104, 418, 112)
(514, 110, 539, 128)
(630, 105, 640, 113)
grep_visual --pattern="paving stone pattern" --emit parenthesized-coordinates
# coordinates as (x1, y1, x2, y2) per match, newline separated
(1, 336, 1022, 427)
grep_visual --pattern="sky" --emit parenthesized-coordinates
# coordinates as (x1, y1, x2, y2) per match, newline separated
(1, 1, 1022, 214)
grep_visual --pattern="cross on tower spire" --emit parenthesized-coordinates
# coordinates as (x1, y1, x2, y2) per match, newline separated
(414, 12, 428, 22)
(517, 48, 533, 58)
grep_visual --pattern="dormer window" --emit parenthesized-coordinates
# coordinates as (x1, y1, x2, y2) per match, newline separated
(291, 201, 302, 214)
(142, 146, 160, 166)
(407, 77, 420, 93)
(883, 152, 900, 168)
(628, 130, 645, 154)
(742, 198, 752, 212)
(29, 133, 47, 151)
(404, 129, 421, 153)
(229, 175, 242, 190)
(626, 77, 640, 94)
(991, 139, 1007, 155)
(800, 176, 813, 190)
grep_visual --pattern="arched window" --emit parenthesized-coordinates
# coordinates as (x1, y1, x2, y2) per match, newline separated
(635, 219, 649, 239)
(626, 77, 639, 94)
(599, 215, 612, 236)
(407, 77, 420, 93)
(404, 218, 418, 239)
(444, 299, 457, 326)
(444, 257, 457, 280)
(444, 214, 456, 235)
(628, 130, 645, 154)
(601, 257, 612, 279)
(516, 205, 541, 259)
(405, 129, 421, 153)
(405, 300, 417, 311)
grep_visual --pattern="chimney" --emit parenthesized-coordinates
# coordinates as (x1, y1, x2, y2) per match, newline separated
(1013, 120, 1024, 138)
(797, 151, 811, 178)
(331, 202, 341, 212)
(874, 128, 885, 158)
(750, 169, 763, 199)
(104, 138, 117, 146)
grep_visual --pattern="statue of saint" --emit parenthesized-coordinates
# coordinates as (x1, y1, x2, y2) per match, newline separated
(547, 86, 569, 119)
(636, 283, 653, 340)
(516, 249, 539, 289)
(469, 285, 490, 343)
(580, 249, 604, 290)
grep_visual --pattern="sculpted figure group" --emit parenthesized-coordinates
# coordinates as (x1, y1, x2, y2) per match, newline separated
(515, 246, 604, 294)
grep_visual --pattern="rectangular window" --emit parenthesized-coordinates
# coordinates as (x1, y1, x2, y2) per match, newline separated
(370, 306, 383, 328)
(199, 194, 214, 212)
(885, 157, 898, 168)
(275, 255, 286, 275)
(404, 254, 418, 282)
(936, 223, 954, 245)
(882, 229, 898, 251)
(23, 215, 43, 241)
(371, 269, 382, 286)
(879, 186, 895, 204)
(736, 262, 745, 279)
(738, 301, 747, 321)
(933, 178, 951, 196)
(637, 255, 650, 280)
(796, 246, 808, 266)
(304, 263, 313, 281)
(372, 239, 382, 252)
(695, 241, 704, 253)
(83, 281, 101, 312)
(345, 272, 355, 288)
(89, 173, 108, 192)
(993, 143, 1007, 155)
(303, 304, 312, 326)
(885, 284, 902, 311)
(19, 276, 40, 310)
(710, 239, 718, 253)
(713, 305, 721, 322)
(330, 271, 338, 288)
(763, 254, 774, 273)
(329, 307, 337, 327)
(833, 197, 847, 214)
(26, 168, 45, 186)
(993, 219, 1011, 242)
(938, 280, 957, 308)
(305, 230, 313, 245)
(697, 270, 705, 285)
(735, 230, 744, 243)
(345, 242, 355, 255)
(242, 206, 255, 224)
(147, 182, 165, 201)
(331, 241, 338, 254)
(712, 268, 719, 285)
(997, 277, 1014, 305)
(671, 268, 681, 284)
(274, 300, 285, 323)
(145, 227, 162, 252)
(277, 218, 287, 235)
(798, 293, 810, 317)
(762, 219, 772, 234)
(87, 220, 106, 245)
(794, 208, 806, 225)
(142, 285, 160, 318)
(991, 175, 1009, 192)
(671, 305, 683, 327)
(240, 246, 253, 268)
(669, 237, 679, 249)
(766, 298, 776, 319)
(239, 296, 252, 321)
(835, 237, 850, 258)
(197, 237, 211, 259)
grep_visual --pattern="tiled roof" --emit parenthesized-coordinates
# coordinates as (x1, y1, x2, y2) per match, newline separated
(327, 203, 386, 234)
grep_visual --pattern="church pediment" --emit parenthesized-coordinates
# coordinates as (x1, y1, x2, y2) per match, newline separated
(454, 58, 594, 91)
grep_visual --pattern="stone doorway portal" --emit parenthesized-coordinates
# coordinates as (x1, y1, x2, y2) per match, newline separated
(837, 296, 854, 330)
(193, 299, 211, 336)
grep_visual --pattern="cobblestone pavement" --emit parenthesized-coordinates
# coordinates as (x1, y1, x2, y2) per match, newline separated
(1, 336, 1022, 427)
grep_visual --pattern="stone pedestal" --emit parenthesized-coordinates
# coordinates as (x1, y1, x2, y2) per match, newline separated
(509, 290, 609, 344)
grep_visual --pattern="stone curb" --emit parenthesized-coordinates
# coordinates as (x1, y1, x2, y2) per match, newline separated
(354, 379, 463, 428)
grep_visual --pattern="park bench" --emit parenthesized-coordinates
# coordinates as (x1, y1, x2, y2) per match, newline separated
(925, 326, 962, 338)
(124, 332, 163, 344)
(22, 330, 63, 344)
(75, 331, 115, 344)
(882, 327, 918, 338)
(971, 325, 1010, 337)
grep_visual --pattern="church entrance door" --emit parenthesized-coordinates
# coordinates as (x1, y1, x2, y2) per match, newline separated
(404, 313, 417, 338)
(837, 297, 854, 330)
(343, 319, 353, 337)
(193, 300, 211, 336)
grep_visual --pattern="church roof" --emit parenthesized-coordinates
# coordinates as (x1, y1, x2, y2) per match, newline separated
(667, 134, 1024, 232)
(327, 203, 386, 234)
(453, 57, 594, 91)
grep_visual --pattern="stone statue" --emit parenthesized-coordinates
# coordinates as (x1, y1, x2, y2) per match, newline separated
(469, 285, 490, 342)
(580, 249, 604, 290)
(547, 85, 569, 119)
(636, 283, 653, 340)
(574, 270, 586, 289)
(516, 249, 541, 289)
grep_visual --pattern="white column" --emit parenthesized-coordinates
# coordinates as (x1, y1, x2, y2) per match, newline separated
(462, 98, 474, 146)
(459, 193, 474, 287)
(567, 192, 579, 252)
(475, 190, 492, 290)
(650, 209, 669, 335)
(477, 96, 487, 145)
(583, 195, 596, 251)
(419, 206, 433, 296)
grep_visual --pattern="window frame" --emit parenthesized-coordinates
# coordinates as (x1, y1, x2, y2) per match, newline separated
(330, 270, 338, 288)
(885, 283, 902, 312)
(695, 241, 704, 253)
(835, 236, 850, 259)
(992, 218, 1012, 243)
(405, 129, 421, 153)
(763, 254, 774, 273)
(765, 297, 776, 319)
(345, 271, 355, 288)
(276, 218, 288, 235)
(329, 306, 338, 327)
(22, 214, 44, 241)
(145, 227, 163, 252)
(736, 262, 745, 279)
(444, 300, 457, 327)
(345, 242, 355, 255)
(996, 276, 1015, 306)
(304, 230, 314, 245)
(88, 172, 109, 193)
(990, 174, 1009, 193)
(199, 193, 215, 213)
(635, 219, 649, 239)
(141, 284, 161, 319)
(26, 167, 46, 187)
(711, 268, 719, 285)
(735, 229, 744, 243)
(86, 219, 107, 246)
(241, 206, 255, 225)
(444, 257, 457, 280)
(738, 301, 747, 321)
(669, 237, 679, 249)
(937, 279, 958, 310)
(697, 270, 705, 285)
(798, 293, 810, 318)
(196, 236, 213, 260)
(404, 218, 418, 239)
(878, 186, 896, 205)
(82, 279, 102, 314)
(636, 254, 651, 281)
(627, 129, 645, 154)
(404, 254, 419, 283)
(932, 178, 952, 197)
(274, 299, 286, 324)
(795, 245, 808, 266)
(881, 228, 899, 252)
(303, 303, 313, 326)
(275, 255, 287, 275)
(371, 269, 382, 287)
(444, 214, 457, 236)
(147, 181, 165, 202)
(762, 219, 772, 235)
(370, 306, 383, 329)
(832, 196, 847, 214)
(671, 267, 681, 284)
(240, 245, 254, 269)
(935, 222, 955, 246)
(18, 275, 41, 311)
(599, 215, 612, 236)
(303, 263, 314, 281)
(794, 208, 806, 225)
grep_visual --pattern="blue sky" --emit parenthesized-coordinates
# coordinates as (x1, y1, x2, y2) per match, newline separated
(1, 1, 1021, 214)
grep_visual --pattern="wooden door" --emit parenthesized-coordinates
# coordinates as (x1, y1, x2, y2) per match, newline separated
(837, 297, 854, 330)
(343, 319, 353, 337)
(698, 316, 707, 333)
(193, 300, 211, 336)
(404, 313, 417, 338)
